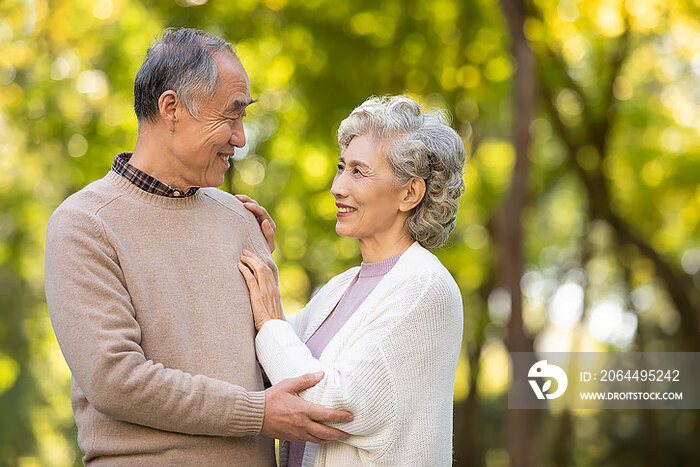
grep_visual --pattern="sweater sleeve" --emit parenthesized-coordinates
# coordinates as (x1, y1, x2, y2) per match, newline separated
(255, 271, 461, 455)
(44, 206, 265, 437)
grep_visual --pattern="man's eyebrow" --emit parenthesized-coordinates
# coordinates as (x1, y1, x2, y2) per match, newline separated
(227, 99, 258, 112)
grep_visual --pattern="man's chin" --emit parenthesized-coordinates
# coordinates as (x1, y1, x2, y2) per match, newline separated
(212, 175, 227, 188)
(196, 173, 227, 189)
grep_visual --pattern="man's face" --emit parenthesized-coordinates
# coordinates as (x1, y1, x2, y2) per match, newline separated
(170, 51, 252, 188)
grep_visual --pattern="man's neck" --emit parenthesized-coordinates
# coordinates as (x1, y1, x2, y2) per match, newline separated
(130, 131, 193, 192)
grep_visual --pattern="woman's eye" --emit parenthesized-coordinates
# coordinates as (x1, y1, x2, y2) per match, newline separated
(337, 163, 344, 171)
(353, 168, 363, 175)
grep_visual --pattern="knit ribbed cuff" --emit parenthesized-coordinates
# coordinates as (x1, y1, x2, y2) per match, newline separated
(227, 389, 266, 436)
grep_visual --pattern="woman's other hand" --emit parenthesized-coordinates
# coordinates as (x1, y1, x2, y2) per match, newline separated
(238, 249, 284, 331)
(235, 194, 276, 252)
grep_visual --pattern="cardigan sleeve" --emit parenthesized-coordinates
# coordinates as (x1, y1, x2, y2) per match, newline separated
(44, 206, 265, 437)
(255, 270, 461, 455)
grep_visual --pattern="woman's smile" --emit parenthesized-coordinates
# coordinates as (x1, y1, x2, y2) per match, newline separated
(336, 202, 357, 217)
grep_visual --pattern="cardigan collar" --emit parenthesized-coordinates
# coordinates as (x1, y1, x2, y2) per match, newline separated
(301, 241, 429, 343)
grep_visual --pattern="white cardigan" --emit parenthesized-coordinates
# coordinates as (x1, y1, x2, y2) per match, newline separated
(255, 242, 463, 466)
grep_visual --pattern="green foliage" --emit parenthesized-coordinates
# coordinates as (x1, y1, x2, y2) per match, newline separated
(0, 0, 697, 465)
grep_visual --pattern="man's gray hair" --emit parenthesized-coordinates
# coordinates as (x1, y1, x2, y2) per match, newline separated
(337, 95, 466, 249)
(134, 28, 236, 123)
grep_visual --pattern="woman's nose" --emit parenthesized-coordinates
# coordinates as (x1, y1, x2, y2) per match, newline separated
(330, 172, 348, 198)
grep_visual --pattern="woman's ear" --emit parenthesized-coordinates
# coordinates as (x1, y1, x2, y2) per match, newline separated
(158, 90, 179, 132)
(399, 177, 426, 212)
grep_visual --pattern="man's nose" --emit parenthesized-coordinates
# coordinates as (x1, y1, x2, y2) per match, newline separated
(230, 121, 246, 148)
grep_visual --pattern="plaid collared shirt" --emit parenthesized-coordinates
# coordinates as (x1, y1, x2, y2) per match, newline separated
(111, 152, 199, 198)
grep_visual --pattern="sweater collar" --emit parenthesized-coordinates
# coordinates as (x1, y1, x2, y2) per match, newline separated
(358, 252, 403, 278)
(104, 170, 206, 209)
(112, 152, 200, 198)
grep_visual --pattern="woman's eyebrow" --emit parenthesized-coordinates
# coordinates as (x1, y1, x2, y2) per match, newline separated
(348, 160, 371, 169)
(338, 157, 371, 169)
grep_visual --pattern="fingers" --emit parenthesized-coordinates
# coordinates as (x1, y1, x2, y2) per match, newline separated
(302, 433, 326, 444)
(234, 194, 254, 204)
(242, 201, 265, 217)
(237, 262, 258, 288)
(305, 402, 354, 424)
(280, 374, 354, 423)
(238, 255, 255, 275)
(285, 371, 325, 393)
(235, 195, 277, 253)
(240, 250, 262, 266)
(239, 256, 265, 287)
(306, 421, 351, 442)
(240, 250, 276, 282)
(240, 249, 262, 262)
(261, 219, 276, 253)
(263, 378, 354, 444)
(237, 197, 277, 230)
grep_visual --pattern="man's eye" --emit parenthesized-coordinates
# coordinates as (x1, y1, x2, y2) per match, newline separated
(337, 163, 344, 171)
(353, 168, 364, 175)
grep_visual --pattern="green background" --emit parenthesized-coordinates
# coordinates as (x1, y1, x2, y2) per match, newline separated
(0, 0, 698, 465)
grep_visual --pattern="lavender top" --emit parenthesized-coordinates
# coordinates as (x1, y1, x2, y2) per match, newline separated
(287, 252, 403, 467)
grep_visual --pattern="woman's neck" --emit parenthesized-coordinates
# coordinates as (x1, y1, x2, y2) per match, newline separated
(358, 232, 414, 263)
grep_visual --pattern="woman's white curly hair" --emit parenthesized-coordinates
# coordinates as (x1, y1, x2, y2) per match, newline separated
(337, 95, 466, 249)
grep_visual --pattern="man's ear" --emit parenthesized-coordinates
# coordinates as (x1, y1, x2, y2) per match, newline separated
(158, 90, 178, 132)
(399, 177, 426, 212)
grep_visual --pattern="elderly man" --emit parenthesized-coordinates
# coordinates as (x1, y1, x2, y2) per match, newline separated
(44, 28, 351, 466)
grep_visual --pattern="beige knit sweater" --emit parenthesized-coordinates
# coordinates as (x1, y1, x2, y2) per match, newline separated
(44, 170, 276, 466)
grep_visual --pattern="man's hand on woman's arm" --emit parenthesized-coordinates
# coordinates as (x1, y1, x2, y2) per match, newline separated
(262, 372, 353, 444)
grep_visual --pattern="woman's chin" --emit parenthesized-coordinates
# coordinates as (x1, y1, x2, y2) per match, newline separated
(334, 224, 355, 238)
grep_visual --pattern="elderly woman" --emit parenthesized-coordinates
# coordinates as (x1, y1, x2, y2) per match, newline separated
(238, 95, 466, 466)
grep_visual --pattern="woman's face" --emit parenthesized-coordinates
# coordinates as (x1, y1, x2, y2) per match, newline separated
(331, 134, 406, 241)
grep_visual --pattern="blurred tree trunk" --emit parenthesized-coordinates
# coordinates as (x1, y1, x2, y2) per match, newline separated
(494, 0, 538, 466)
(536, 26, 700, 352)
(453, 362, 482, 467)
(454, 279, 492, 466)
